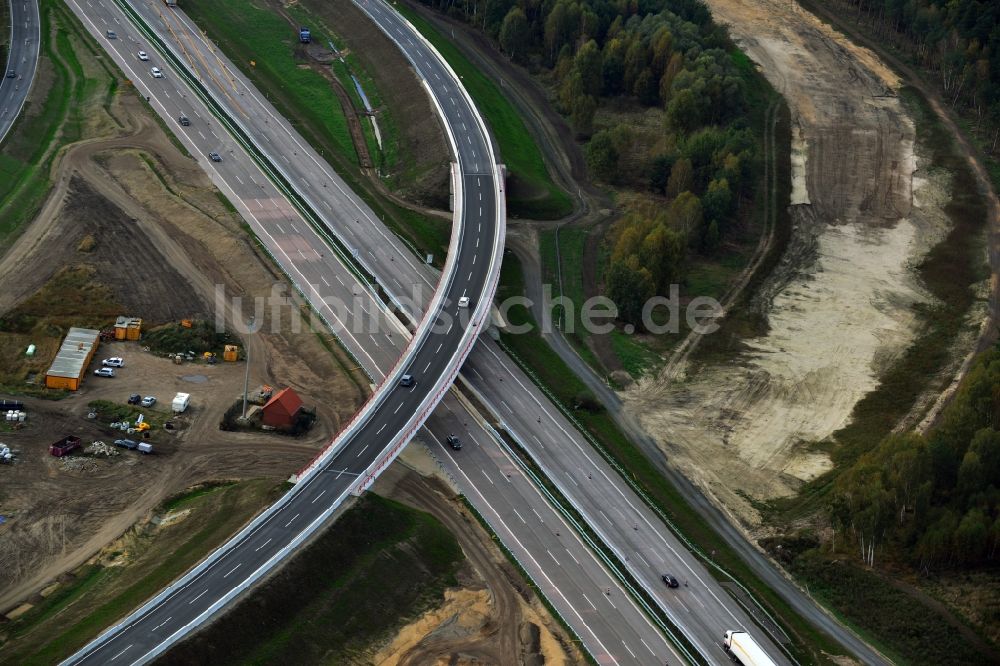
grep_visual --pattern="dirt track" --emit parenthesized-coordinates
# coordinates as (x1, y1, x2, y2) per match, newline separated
(622, 0, 958, 525)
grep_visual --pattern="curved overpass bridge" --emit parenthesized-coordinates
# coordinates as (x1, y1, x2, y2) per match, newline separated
(62, 2, 503, 664)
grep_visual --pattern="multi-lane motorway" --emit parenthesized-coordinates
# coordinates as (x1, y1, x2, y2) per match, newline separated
(59, 0, 820, 664)
(0, 0, 40, 143)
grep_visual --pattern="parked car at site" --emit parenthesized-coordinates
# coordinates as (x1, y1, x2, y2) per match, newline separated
(141, 396, 157, 407)
(94, 368, 115, 378)
(103, 357, 124, 367)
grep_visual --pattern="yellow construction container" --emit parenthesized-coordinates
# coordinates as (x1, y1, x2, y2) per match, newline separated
(44, 327, 100, 391)
(114, 316, 142, 341)
(223, 345, 239, 362)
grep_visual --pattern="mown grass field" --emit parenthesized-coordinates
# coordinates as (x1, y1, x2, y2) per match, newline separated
(392, 3, 572, 220)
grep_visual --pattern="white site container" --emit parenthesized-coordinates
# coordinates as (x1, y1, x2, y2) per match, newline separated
(172, 392, 191, 413)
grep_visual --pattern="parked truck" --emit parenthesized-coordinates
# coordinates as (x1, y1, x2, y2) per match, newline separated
(49, 436, 82, 457)
(299, 26, 311, 43)
(723, 630, 777, 666)
(172, 392, 191, 413)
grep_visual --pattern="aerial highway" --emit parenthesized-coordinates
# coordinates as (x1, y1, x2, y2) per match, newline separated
(60, 1, 687, 664)
(118, 1, 793, 662)
(0, 0, 40, 144)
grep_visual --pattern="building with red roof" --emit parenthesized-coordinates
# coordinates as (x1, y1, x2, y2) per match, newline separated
(261, 387, 303, 429)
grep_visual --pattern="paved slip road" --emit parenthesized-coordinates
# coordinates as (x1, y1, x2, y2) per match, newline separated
(0, 0, 40, 144)
(67, 0, 798, 664)
(61, 1, 686, 665)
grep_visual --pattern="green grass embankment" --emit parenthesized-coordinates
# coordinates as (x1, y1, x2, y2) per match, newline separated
(392, 3, 572, 220)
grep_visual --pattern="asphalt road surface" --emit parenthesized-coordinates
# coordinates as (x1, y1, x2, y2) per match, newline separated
(62, 1, 808, 665)
(0, 0, 40, 144)
(60, 1, 691, 665)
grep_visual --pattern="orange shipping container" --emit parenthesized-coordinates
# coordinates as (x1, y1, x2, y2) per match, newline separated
(223, 345, 239, 362)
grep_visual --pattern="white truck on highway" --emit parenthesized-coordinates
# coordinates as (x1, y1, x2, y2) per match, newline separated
(724, 630, 777, 666)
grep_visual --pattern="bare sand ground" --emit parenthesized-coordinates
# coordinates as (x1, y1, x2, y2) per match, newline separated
(622, 0, 957, 525)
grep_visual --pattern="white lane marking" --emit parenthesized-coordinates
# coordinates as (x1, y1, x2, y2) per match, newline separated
(223, 562, 242, 578)
(435, 343, 443, 354)
(284, 513, 300, 528)
(110, 644, 133, 661)
(622, 641, 637, 659)
(369, 334, 380, 347)
(636, 551, 649, 567)
(547, 549, 560, 565)
(276, 223, 285, 233)
(423, 361, 431, 373)
(377, 423, 386, 434)
(566, 548, 580, 565)
(189, 589, 208, 605)
(394, 402, 403, 414)
(500, 400, 512, 413)
(152, 617, 172, 632)
(582, 593, 596, 610)
(478, 207, 482, 216)
(472, 254, 476, 265)
(532, 508, 544, 522)
(255, 537, 272, 552)
(641, 638, 656, 656)
(512, 508, 526, 524)
(335, 275, 344, 285)
(321, 276, 330, 286)
(198, 130, 206, 140)
(235, 174, 244, 185)
(467, 271, 472, 281)
(676, 598, 690, 613)
(357, 443, 370, 458)
(311, 489, 327, 504)
(481, 469, 494, 485)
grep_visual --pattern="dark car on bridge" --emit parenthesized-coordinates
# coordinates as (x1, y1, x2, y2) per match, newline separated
(661, 574, 679, 588)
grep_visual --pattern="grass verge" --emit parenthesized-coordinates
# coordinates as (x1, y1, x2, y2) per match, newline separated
(392, 2, 572, 220)
(0, 0, 116, 252)
(181, 0, 450, 261)
(158, 493, 463, 665)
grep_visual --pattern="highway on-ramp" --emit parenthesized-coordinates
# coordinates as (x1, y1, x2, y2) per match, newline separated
(0, 0, 40, 144)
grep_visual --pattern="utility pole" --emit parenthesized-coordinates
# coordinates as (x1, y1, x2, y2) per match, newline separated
(241, 315, 255, 420)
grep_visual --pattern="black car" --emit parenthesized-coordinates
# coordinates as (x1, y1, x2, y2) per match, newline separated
(208, 151, 223, 162)
(446, 435, 462, 450)
(661, 574, 679, 588)
(128, 393, 141, 405)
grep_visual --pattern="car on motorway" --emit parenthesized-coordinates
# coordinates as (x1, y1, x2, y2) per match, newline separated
(103, 357, 124, 367)
(141, 396, 157, 407)
(128, 393, 141, 405)
(106, 30, 116, 39)
(137, 50, 149, 61)
(458, 296, 470, 308)
(6, 70, 14, 79)
(661, 574, 680, 588)
(399, 374, 415, 387)
(446, 435, 462, 450)
(94, 368, 116, 378)
(150, 67, 164, 79)
(178, 114, 190, 126)
(208, 151, 223, 162)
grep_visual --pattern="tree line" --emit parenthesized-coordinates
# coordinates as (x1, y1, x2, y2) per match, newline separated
(840, 0, 1000, 152)
(418, 0, 761, 327)
(830, 344, 1000, 570)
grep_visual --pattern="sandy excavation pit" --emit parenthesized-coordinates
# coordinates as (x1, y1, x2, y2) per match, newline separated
(623, 0, 963, 525)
